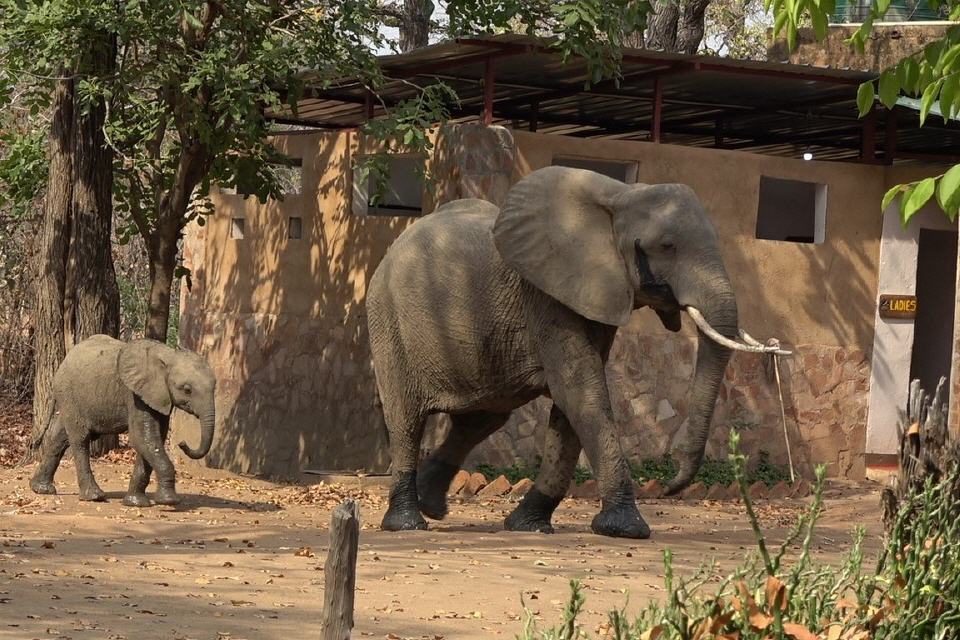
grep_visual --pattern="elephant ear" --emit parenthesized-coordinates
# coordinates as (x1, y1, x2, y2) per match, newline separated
(493, 166, 633, 326)
(117, 339, 173, 414)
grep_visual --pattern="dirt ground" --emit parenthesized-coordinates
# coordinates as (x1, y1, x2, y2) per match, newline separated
(0, 460, 884, 640)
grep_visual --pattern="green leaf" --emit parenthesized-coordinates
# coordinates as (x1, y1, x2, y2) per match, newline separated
(939, 45, 960, 74)
(903, 177, 936, 226)
(937, 164, 960, 219)
(882, 184, 903, 212)
(182, 9, 203, 30)
(857, 81, 875, 117)
(787, 24, 797, 52)
(920, 79, 943, 125)
(925, 41, 945, 68)
(940, 74, 959, 121)
(877, 0, 892, 13)
(902, 58, 920, 95)
(878, 69, 899, 108)
(773, 9, 789, 37)
(811, 9, 827, 41)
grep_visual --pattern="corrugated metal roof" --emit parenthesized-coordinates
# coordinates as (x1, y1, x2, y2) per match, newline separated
(268, 33, 960, 164)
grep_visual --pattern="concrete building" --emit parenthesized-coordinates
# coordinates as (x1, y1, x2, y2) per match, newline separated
(170, 35, 960, 483)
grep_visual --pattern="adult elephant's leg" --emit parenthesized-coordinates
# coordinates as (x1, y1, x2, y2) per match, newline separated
(127, 402, 179, 506)
(540, 328, 649, 539)
(418, 411, 510, 520)
(381, 399, 429, 531)
(29, 417, 70, 495)
(505, 404, 581, 533)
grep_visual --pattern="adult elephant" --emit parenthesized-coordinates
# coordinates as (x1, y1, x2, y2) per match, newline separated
(30, 335, 217, 507)
(367, 166, 786, 538)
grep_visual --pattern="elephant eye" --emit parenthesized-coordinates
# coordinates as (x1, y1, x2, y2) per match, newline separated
(660, 242, 676, 252)
(182, 384, 193, 395)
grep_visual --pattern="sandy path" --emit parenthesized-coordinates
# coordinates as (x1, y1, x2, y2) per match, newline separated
(0, 461, 884, 639)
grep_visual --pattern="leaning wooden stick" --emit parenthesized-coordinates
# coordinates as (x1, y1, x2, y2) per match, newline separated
(320, 499, 360, 640)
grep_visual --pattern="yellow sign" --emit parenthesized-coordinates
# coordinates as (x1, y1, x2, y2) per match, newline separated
(879, 294, 917, 319)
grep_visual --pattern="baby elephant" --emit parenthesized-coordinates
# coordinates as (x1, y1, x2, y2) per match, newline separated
(30, 335, 216, 507)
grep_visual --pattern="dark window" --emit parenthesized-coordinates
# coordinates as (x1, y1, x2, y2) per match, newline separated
(288, 216, 302, 239)
(354, 155, 425, 217)
(755, 176, 827, 244)
(552, 156, 637, 183)
(230, 218, 245, 239)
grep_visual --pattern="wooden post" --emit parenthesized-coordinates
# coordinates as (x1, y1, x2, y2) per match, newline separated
(529, 100, 539, 132)
(482, 57, 495, 125)
(884, 109, 898, 165)
(860, 106, 876, 163)
(320, 500, 360, 640)
(651, 76, 663, 143)
(364, 91, 374, 121)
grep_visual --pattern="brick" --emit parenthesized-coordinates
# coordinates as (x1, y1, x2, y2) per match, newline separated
(478, 474, 512, 497)
(448, 470, 470, 495)
(570, 479, 599, 499)
(789, 478, 811, 498)
(748, 481, 768, 500)
(509, 477, 534, 497)
(766, 481, 792, 500)
(636, 479, 664, 499)
(705, 483, 728, 501)
(681, 481, 708, 500)
(461, 472, 487, 497)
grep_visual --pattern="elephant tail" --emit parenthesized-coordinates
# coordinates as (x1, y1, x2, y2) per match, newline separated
(16, 402, 55, 468)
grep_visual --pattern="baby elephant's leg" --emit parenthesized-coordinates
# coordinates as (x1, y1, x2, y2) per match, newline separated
(123, 454, 154, 507)
(127, 401, 179, 507)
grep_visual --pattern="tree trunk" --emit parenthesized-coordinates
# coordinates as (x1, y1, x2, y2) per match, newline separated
(143, 229, 179, 344)
(399, 0, 431, 52)
(676, 0, 712, 54)
(645, 1, 679, 50)
(72, 36, 121, 456)
(32, 74, 74, 444)
(645, 0, 711, 53)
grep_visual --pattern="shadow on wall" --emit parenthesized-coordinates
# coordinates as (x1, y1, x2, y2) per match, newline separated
(175, 132, 412, 479)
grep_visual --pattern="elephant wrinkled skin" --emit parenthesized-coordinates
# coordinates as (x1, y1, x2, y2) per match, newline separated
(368, 166, 745, 539)
(30, 335, 217, 507)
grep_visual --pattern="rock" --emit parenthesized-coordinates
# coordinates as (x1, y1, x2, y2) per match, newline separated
(723, 483, 743, 501)
(636, 479, 664, 499)
(509, 477, 534, 497)
(656, 399, 677, 422)
(478, 475, 512, 497)
(790, 478, 811, 498)
(570, 479, 599, 499)
(766, 481, 792, 500)
(748, 481, 768, 500)
(681, 481, 708, 500)
(705, 483, 727, 501)
(461, 472, 487, 497)
(448, 470, 470, 495)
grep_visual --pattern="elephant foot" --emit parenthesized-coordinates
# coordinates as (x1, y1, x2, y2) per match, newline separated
(417, 458, 459, 520)
(30, 478, 57, 495)
(591, 484, 650, 539)
(504, 488, 563, 534)
(153, 487, 182, 506)
(78, 486, 107, 502)
(381, 471, 428, 532)
(122, 493, 152, 508)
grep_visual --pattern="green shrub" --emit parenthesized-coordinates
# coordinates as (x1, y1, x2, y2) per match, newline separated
(517, 431, 960, 639)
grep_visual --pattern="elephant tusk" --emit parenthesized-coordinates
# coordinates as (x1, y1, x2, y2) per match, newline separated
(685, 307, 792, 356)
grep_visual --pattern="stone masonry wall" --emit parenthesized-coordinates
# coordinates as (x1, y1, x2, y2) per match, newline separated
(454, 328, 869, 480)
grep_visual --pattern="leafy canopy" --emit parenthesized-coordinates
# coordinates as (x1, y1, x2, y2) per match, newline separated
(768, 0, 960, 226)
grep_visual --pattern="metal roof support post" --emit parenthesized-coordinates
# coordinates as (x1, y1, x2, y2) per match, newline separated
(482, 57, 495, 125)
(652, 75, 663, 143)
(860, 106, 876, 163)
(884, 109, 898, 165)
(364, 90, 374, 120)
(529, 100, 539, 132)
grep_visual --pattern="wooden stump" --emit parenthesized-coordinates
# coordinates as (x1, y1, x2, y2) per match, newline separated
(320, 500, 360, 640)
(882, 377, 960, 531)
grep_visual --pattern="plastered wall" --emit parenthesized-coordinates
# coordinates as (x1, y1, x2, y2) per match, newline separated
(176, 124, 947, 480)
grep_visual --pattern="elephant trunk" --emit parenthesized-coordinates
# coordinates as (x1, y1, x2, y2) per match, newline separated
(665, 275, 737, 495)
(179, 408, 215, 460)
